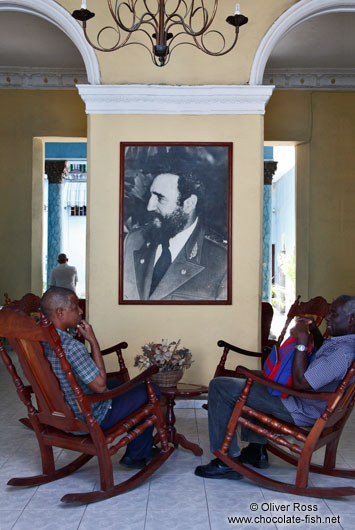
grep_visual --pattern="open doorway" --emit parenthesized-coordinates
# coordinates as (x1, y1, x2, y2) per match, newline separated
(263, 145, 296, 339)
(43, 141, 87, 296)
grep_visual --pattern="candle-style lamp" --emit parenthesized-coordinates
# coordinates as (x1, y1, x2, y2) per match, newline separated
(72, 1, 248, 67)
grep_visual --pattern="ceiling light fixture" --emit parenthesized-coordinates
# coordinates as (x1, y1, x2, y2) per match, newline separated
(72, 1, 248, 67)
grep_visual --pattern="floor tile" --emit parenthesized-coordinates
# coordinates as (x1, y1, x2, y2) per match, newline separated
(145, 505, 210, 530)
(336, 513, 355, 530)
(0, 510, 23, 530)
(1, 352, 355, 530)
(149, 472, 206, 508)
(80, 504, 147, 530)
(12, 506, 85, 530)
(0, 484, 38, 511)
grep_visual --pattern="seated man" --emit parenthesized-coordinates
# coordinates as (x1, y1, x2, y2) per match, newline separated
(41, 286, 159, 468)
(195, 295, 355, 480)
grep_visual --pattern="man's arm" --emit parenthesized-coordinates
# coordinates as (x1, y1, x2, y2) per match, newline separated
(290, 320, 312, 390)
(76, 320, 107, 393)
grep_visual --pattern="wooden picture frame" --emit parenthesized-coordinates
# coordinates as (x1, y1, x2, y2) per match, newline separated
(119, 142, 232, 304)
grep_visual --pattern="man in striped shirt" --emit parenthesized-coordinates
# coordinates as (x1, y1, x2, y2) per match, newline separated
(41, 287, 158, 468)
(195, 295, 355, 480)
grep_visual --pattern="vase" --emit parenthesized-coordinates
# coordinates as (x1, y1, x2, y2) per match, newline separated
(151, 368, 184, 388)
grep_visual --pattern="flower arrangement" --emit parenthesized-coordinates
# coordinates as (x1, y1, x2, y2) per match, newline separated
(134, 339, 193, 373)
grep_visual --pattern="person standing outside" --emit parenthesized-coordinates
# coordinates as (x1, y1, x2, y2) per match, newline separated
(50, 253, 78, 293)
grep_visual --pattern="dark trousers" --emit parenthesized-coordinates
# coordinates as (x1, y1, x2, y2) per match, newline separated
(100, 379, 161, 459)
(208, 377, 294, 457)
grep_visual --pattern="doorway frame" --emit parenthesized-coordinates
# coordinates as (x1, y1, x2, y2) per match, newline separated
(31, 137, 87, 294)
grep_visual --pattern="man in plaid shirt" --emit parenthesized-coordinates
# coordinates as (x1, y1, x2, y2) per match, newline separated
(41, 287, 159, 468)
(195, 295, 355, 481)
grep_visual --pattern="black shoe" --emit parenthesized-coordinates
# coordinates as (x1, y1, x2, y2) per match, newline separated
(195, 458, 242, 480)
(119, 453, 147, 469)
(120, 446, 161, 469)
(237, 443, 269, 469)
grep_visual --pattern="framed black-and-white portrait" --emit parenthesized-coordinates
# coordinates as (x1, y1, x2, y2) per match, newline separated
(119, 142, 232, 304)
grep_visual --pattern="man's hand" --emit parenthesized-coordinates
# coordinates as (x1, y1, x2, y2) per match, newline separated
(291, 317, 324, 350)
(76, 319, 96, 343)
(76, 320, 107, 393)
(290, 318, 312, 340)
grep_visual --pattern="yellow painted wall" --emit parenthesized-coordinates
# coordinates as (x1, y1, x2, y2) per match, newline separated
(0, 0, 299, 383)
(87, 113, 264, 382)
(60, 0, 296, 85)
(55, 0, 297, 382)
(0, 90, 86, 299)
(265, 90, 355, 301)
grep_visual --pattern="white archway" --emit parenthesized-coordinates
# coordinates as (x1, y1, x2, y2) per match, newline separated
(250, 0, 355, 85)
(0, 0, 100, 84)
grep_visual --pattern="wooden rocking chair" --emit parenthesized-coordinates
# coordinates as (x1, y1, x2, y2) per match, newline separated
(0, 307, 174, 504)
(214, 296, 330, 378)
(214, 364, 355, 497)
(3, 292, 131, 426)
(3, 292, 41, 315)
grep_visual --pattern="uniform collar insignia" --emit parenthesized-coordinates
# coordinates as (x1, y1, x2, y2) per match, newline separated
(189, 242, 198, 260)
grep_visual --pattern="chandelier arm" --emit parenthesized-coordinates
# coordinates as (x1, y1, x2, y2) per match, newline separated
(108, 0, 156, 33)
(167, 34, 235, 59)
(188, 2, 208, 32)
(110, 0, 141, 27)
(165, 0, 185, 19)
(166, 28, 225, 54)
(166, 15, 207, 38)
(83, 24, 132, 52)
(107, 0, 126, 26)
(166, 7, 218, 38)
(188, 0, 218, 34)
(110, 38, 161, 65)
(133, 26, 156, 48)
(191, 28, 239, 56)
(142, 0, 158, 19)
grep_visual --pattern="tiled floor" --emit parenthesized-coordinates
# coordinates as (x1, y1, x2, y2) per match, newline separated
(1, 351, 355, 530)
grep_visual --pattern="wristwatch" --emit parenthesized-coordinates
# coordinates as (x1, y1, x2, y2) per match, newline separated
(295, 344, 307, 352)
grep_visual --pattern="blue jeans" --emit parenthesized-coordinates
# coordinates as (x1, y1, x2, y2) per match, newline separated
(208, 377, 294, 457)
(100, 379, 161, 460)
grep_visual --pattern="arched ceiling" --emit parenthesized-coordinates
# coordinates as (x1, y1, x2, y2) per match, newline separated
(0, 11, 87, 88)
(264, 12, 355, 89)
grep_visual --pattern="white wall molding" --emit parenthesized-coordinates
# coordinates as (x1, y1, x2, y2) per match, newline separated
(251, 0, 355, 86)
(76, 84, 274, 115)
(0, 66, 87, 89)
(264, 68, 355, 90)
(0, 0, 100, 84)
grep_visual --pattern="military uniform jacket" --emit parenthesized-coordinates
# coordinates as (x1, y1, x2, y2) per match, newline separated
(123, 222, 228, 301)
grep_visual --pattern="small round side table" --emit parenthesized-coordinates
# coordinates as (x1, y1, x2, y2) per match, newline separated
(157, 382, 208, 456)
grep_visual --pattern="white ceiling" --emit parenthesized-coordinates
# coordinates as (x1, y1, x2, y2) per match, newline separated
(0, 9, 354, 88)
(266, 12, 355, 70)
(0, 11, 84, 68)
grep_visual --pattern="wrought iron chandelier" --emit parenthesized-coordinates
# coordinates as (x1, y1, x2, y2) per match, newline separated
(72, 1, 248, 67)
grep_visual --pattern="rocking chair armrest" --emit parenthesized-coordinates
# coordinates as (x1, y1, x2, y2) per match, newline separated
(235, 365, 333, 401)
(87, 365, 159, 403)
(23, 384, 33, 399)
(217, 340, 263, 359)
(101, 341, 128, 356)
